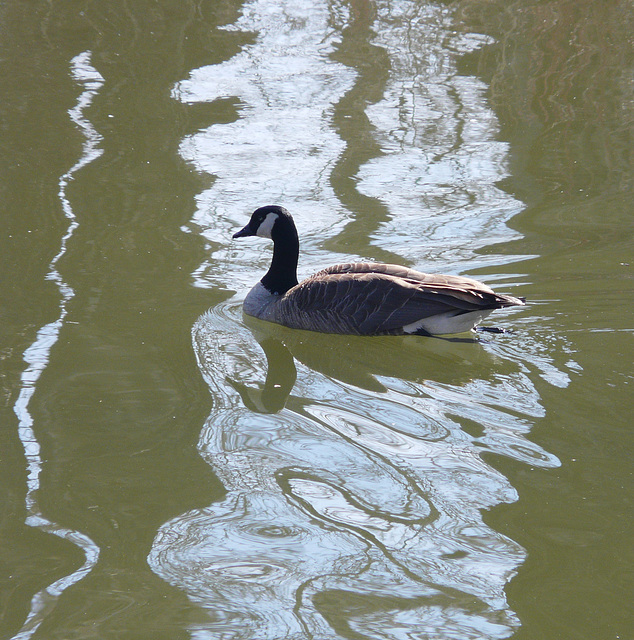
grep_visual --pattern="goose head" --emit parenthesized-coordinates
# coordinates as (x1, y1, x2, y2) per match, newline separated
(233, 205, 300, 295)
(233, 205, 293, 240)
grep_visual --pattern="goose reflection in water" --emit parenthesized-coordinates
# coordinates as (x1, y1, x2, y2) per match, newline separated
(226, 335, 297, 414)
(149, 302, 558, 639)
(230, 313, 497, 413)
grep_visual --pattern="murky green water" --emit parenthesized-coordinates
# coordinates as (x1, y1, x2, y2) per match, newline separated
(2, 1, 632, 639)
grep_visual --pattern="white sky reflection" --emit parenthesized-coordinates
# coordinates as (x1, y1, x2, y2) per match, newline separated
(358, 2, 526, 274)
(173, 0, 355, 288)
(11, 51, 102, 640)
(150, 1, 564, 638)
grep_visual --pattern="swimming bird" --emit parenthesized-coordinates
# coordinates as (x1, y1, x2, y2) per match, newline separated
(232, 205, 525, 336)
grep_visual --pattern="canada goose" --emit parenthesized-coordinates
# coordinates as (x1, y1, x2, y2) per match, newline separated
(232, 205, 525, 336)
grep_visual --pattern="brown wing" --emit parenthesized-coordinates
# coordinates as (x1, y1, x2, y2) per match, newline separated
(277, 263, 518, 335)
(316, 262, 497, 292)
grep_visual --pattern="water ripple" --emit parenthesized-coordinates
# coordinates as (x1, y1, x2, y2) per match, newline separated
(149, 298, 564, 637)
(11, 51, 102, 640)
(149, 0, 567, 637)
(357, 1, 528, 274)
(172, 0, 357, 290)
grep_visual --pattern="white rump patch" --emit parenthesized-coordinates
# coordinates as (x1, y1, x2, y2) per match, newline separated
(403, 310, 494, 335)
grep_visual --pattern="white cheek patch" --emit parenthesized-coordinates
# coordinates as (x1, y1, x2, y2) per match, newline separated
(256, 212, 278, 238)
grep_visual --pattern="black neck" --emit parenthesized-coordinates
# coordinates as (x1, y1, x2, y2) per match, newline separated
(260, 219, 299, 295)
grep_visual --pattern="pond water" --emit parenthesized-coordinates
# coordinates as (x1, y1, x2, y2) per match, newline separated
(1, 1, 632, 639)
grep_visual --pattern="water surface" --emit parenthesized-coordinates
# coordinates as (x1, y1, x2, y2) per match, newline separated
(2, 0, 633, 639)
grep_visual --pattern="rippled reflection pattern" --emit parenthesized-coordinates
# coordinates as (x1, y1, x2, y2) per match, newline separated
(150, 303, 562, 639)
(172, 0, 356, 289)
(358, 1, 526, 273)
(149, 0, 568, 637)
(12, 51, 102, 640)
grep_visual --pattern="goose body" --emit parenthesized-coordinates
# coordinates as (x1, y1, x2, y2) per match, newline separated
(233, 206, 525, 336)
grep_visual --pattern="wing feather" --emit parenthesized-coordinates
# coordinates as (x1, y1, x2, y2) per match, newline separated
(275, 263, 519, 335)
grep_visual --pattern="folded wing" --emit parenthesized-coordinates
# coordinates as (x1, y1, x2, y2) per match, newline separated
(278, 263, 522, 335)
